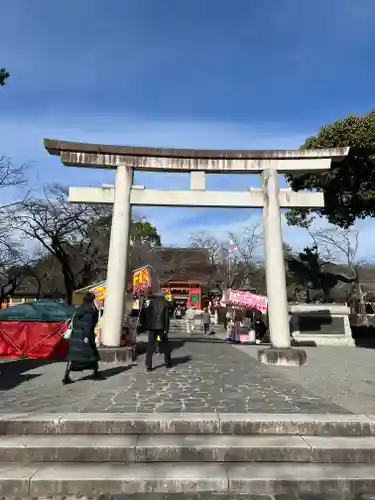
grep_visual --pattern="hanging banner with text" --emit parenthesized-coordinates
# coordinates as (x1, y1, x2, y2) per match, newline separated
(132, 266, 152, 291)
(221, 289, 268, 314)
(90, 284, 106, 309)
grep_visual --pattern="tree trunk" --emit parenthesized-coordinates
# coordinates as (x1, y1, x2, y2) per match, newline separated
(63, 277, 75, 305)
(60, 260, 76, 305)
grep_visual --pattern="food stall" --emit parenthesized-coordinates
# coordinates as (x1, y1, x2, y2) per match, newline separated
(72, 266, 160, 346)
(73, 281, 133, 347)
(220, 289, 268, 343)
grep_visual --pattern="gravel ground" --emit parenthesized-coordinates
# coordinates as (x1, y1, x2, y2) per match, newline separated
(234, 343, 375, 414)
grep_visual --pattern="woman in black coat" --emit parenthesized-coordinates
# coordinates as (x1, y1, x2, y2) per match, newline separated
(63, 292, 101, 385)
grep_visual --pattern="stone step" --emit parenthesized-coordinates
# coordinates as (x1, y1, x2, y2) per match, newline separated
(2, 462, 375, 497)
(1, 413, 374, 436)
(2, 434, 375, 463)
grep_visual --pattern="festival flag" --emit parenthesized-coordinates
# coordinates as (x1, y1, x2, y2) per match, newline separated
(229, 238, 238, 251)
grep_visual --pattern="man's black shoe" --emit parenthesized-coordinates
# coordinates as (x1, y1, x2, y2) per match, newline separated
(62, 377, 73, 385)
(146, 367, 153, 372)
(165, 362, 173, 369)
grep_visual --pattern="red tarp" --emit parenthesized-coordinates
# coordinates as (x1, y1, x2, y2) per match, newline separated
(0, 321, 69, 359)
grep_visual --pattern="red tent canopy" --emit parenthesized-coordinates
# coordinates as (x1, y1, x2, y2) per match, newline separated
(0, 300, 73, 359)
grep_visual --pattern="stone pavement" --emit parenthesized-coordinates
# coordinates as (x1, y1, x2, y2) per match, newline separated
(85, 495, 375, 500)
(73, 495, 375, 500)
(0, 327, 348, 414)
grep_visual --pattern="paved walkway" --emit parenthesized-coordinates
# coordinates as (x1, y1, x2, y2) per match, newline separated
(0, 327, 348, 414)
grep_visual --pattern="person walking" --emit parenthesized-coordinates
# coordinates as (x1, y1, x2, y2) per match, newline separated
(202, 307, 211, 336)
(253, 311, 268, 344)
(63, 292, 101, 385)
(185, 305, 195, 335)
(224, 307, 233, 331)
(145, 292, 172, 372)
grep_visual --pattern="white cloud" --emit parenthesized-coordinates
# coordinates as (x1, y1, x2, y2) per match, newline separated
(1, 113, 374, 259)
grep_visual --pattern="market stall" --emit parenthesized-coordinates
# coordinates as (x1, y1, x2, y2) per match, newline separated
(73, 280, 134, 347)
(220, 289, 269, 343)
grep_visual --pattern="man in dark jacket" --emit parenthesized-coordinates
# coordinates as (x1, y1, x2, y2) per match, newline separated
(63, 292, 100, 385)
(253, 311, 268, 344)
(145, 292, 172, 371)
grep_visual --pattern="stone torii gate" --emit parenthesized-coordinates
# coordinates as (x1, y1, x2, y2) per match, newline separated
(44, 139, 349, 365)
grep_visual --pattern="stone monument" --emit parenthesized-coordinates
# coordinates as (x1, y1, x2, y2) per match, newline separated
(287, 245, 356, 346)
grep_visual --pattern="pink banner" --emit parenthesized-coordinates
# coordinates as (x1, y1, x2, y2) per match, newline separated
(223, 289, 268, 314)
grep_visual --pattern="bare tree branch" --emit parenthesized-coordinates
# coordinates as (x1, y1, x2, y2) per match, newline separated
(0, 156, 26, 190)
(189, 222, 264, 290)
(11, 184, 110, 303)
(310, 226, 360, 273)
(189, 231, 220, 264)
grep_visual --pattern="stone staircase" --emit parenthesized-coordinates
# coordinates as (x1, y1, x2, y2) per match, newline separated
(1, 413, 375, 498)
(169, 318, 188, 335)
(169, 318, 225, 336)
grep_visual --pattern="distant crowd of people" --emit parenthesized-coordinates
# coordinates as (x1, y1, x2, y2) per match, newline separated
(184, 303, 268, 344)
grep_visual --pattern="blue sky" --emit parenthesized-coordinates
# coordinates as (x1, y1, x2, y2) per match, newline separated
(1, 0, 375, 260)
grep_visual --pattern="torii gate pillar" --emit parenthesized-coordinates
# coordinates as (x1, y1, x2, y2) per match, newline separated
(103, 165, 133, 347)
(262, 167, 290, 349)
(44, 139, 349, 366)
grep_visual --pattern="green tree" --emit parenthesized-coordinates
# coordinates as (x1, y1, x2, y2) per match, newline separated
(92, 213, 162, 249)
(131, 218, 161, 247)
(285, 111, 375, 228)
(0, 68, 9, 86)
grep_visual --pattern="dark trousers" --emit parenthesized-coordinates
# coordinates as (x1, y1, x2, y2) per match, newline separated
(203, 323, 209, 334)
(146, 330, 171, 368)
(63, 359, 99, 381)
(155, 340, 162, 354)
(254, 324, 268, 343)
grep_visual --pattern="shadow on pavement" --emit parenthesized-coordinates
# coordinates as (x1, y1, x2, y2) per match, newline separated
(171, 355, 193, 366)
(153, 355, 193, 370)
(0, 358, 58, 390)
(136, 339, 186, 356)
(79, 365, 132, 381)
(354, 337, 375, 348)
(176, 336, 226, 344)
(351, 326, 375, 348)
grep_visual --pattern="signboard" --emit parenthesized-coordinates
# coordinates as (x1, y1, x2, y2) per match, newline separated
(91, 284, 106, 309)
(94, 312, 103, 344)
(187, 288, 201, 309)
(221, 289, 268, 314)
(291, 314, 345, 335)
(132, 266, 152, 291)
